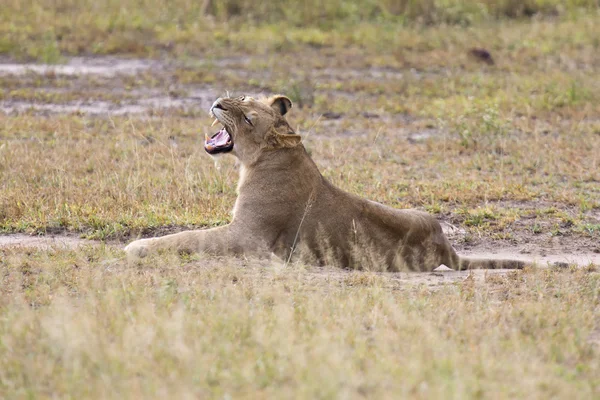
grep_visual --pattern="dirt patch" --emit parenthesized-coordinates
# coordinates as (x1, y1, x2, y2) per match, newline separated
(440, 219, 600, 266)
(0, 57, 159, 77)
(0, 56, 222, 116)
(1, 95, 216, 116)
(0, 234, 99, 250)
(461, 248, 600, 267)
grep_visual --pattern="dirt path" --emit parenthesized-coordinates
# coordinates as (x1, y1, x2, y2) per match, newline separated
(1, 233, 598, 267)
(460, 248, 600, 267)
(0, 57, 158, 76)
(0, 234, 100, 250)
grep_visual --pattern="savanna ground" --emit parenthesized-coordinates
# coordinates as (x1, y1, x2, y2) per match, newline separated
(1, 0, 600, 398)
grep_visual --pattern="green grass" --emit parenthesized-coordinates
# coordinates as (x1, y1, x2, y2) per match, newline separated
(1, 0, 600, 61)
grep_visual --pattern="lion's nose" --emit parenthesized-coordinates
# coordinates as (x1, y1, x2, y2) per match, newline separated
(210, 99, 227, 113)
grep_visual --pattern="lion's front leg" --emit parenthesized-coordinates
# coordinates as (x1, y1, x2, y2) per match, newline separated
(125, 224, 258, 260)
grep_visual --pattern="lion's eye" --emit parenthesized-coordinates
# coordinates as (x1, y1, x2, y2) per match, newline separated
(243, 115, 253, 126)
(240, 95, 245, 101)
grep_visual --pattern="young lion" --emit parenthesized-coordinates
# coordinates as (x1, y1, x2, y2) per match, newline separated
(125, 95, 526, 271)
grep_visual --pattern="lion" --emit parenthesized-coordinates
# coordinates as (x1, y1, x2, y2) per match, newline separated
(125, 94, 527, 271)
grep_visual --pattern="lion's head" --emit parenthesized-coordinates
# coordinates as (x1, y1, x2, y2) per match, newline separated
(205, 95, 300, 161)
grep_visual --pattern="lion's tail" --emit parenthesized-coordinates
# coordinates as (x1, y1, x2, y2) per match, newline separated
(457, 256, 528, 270)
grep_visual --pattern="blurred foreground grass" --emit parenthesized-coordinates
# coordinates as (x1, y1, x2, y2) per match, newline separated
(0, 247, 599, 398)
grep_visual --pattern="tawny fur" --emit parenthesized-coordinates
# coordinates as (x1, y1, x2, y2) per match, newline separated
(125, 95, 526, 271)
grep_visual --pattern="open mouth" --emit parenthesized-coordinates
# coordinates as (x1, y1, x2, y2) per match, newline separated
(205, 109, 234, 155)
(204, 126, 233, 155)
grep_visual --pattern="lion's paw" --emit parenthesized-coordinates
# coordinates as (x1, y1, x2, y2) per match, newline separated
(124, 239, 152, 260)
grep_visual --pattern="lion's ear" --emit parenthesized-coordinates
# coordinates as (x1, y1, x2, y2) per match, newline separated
(276, 132, 301, 148)
(268, 95, 292, 116)
(266, 131, 301, 149)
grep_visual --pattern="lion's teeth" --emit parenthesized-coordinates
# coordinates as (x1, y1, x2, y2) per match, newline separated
(205, 133, 209, 141)
(211, 118, 219, 127)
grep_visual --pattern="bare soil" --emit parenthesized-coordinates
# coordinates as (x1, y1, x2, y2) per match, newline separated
(0, 56, 218, 116)
(0, 233, 99, 250)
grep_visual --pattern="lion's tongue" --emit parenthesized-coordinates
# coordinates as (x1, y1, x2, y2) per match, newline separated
(206, 127, 230, 148)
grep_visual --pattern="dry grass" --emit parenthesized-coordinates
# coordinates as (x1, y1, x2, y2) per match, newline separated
(1, 247, 599, 398)
(2, 15, 600, 240)
(1, 1, 600, 397)
(0, 111, 598, 241)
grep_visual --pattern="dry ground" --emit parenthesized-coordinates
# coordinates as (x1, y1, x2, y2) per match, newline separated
(1, 2, 600, 398)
